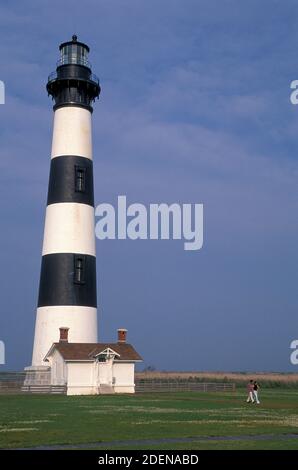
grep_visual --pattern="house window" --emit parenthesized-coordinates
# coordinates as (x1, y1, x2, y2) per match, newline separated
(74, 255, 86, 284)
(97, 354, 107, 362)
(75, 166, 86, 193)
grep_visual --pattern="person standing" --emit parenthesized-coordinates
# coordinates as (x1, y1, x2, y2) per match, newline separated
(246, 380, 255, 403)
(253, 381, 260, 404)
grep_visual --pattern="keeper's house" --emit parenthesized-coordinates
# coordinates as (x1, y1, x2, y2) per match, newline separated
(44, 328, 142, 395)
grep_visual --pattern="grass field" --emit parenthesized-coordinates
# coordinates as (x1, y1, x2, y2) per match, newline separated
(0, 389, 298, 450)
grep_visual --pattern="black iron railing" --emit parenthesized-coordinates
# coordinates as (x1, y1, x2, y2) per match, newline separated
(47, 71, 100, 86)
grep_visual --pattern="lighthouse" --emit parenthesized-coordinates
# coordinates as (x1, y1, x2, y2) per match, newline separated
(31, 35, 100, 367)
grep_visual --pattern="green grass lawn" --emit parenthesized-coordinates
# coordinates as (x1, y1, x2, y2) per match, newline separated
(0, 389, 297, 449)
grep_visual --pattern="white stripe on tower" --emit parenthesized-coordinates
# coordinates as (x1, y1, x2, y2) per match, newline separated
(31, 36, 100, 366)
(42, 203, 96, 256)
(51, 107, 92, 160)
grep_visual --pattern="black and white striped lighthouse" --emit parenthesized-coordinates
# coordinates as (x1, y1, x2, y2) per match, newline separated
(31, 36, 100, 366)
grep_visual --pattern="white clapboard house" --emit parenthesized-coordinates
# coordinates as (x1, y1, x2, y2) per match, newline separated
(43, 328, 142, 395)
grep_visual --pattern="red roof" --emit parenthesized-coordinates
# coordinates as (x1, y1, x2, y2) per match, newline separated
(46, 342, 142, 362)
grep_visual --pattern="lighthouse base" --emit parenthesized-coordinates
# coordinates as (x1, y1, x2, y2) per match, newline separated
(31, 306, 98, 366)
(21, 365, 54, 393)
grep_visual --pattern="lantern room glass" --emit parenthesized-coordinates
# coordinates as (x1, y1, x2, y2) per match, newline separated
(59, 44, 90, 67)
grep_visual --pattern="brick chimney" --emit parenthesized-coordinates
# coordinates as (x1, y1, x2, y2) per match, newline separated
(59, 327, 69, 342)
(117, 328, 127, 343)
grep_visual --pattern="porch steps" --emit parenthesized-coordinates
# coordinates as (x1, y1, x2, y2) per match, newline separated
(99, 384, 115, 394)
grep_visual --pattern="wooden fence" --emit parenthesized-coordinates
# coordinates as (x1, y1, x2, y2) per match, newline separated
(0, 372, 27, 394)
(135, 380, 236, 393)
(0, 373, 236, 394)
(0, 372, 65, 394)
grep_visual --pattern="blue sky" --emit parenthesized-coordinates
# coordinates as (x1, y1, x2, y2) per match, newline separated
(0, 0, 297, 371)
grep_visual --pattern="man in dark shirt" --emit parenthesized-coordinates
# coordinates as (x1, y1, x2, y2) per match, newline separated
(253, 381, 260, 404)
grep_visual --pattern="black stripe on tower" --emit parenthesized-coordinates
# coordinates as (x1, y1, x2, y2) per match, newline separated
(38, 253, 97, 307)
(47, 155, 94, 206)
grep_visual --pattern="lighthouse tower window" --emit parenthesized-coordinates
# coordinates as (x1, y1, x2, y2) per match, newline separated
(74, 255, 86, 285)
(75, 166, 86, 193)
